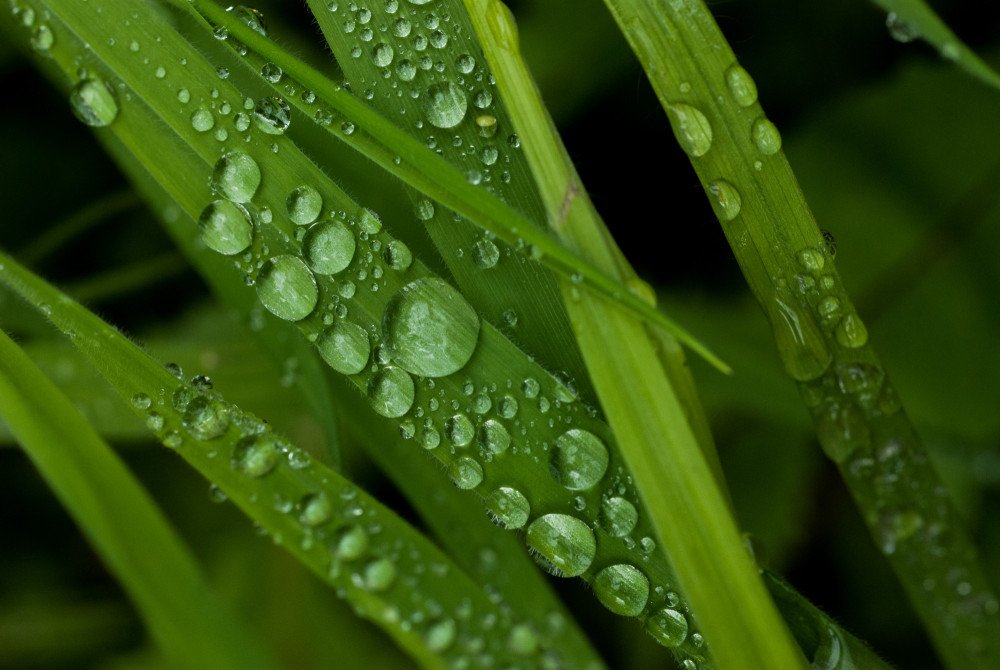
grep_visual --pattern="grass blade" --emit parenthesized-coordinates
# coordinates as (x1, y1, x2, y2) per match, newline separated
(871, 0, 1000, 90)
(0, 328, 274, 670)
(461, 3, 804, 667)
(599, 0, 1000, 666)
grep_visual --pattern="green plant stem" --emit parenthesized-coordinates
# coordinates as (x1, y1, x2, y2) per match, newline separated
(183, 0, 729, 373)
(0, 328, 274, 670)
(463, 2, 804, 667)
(600, 0, 1000, 667)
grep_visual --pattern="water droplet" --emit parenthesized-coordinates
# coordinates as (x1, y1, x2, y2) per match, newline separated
(473, 238, 500, 268)
(191, 108, 215, 132)
(449, 455, 484, 489)
(232, 433, 280, 477)
(383, 240, 413, 271)
(525, 513, 595, 577)
(363, 558, 396, 591)
(372, 42, 394, 67)
(357, 207, 382, 234)
(646, 608, 688, 648)
(425, 619, 457, 652)
(286, 185, 323, 225)
(69, 77, 119, 127)
(600, 496, 638, 537)
(498, 394, 518, 419)
(303, 219, 356, 275)
(666, 103, 713, 157)
(210, 151, 261, 204)
(594, 564, 650, 616)
(256, 255, 319, 321)
(822, 230, 838, 258)
(885, 12, 919, 43)
(423, 81, 468, 129)
(478, 418, 510, 457)
(522, 377, 540, 398)
(707, 180, 742, 221)
(368, 366, 415, 417)
(30, 24, 54, 52)
(835, 313, 868, 348)
(877, 507, 924, 555)
(751, 117, 782, 155)
(487, 486, 530, 529)
(317, 320, 370, 374)
(507, 624, 539, 655)
(414, 199, 435, 220)
(130, 393, 152, 410)
(182, 395, 229, 440)
(230, 5, 268, 36)
(332, 525, 368, 560)
(768, 294, 832, 381)
(199, 200, 253, 255)
(299, 492, 333, 526)
(549, 428, 608, 491)
(725, 63, 758, 107)
(798, 247, 825, 273)
(445, 413, 475, 446)
(383, 278, 480, 378)
(817, 402, 870, 463)
(254, 96, 291, 134)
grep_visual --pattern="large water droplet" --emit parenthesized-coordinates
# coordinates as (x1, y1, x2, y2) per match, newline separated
(725, 63, 758, 107)
(445, 413, 474, 446)
(30, 24, 54, 52)
(885, 12, 919, 43)
(666, 103, 712, 157)
(303, 219, 355, 275)
(549, 428, 608, 491)
(594, 564, 650, 616)
(286, 185, 323, 225)
(232, 433, 280, 477)
(423, 82, 468, 129)
(199, 200, 253, 255)
(751, 117, 782, 155)
(478, 418, 510, 457)
(368, 366, 415, 417)
(182, 395, 229, 440)
(383, 240, 413, 271)
(372, 42, 394, 67)
(332, 525, 368, 560)
(317, 320, 370, 374)
(449, 455, 484, 489)
(646, 607, 688, 647)
(255, 96, 291, 135)
(383, 278, 480, 378)
(256, 256, 318, 321)
(70, 77, 119, 127)
(487, 486, 530, 529)
(211, 151, 261, 203)
(525, 513, 595, 577)
(600, 496, 638, 537)
(835, 313, 868, 348)
(707, 180, 742, 222)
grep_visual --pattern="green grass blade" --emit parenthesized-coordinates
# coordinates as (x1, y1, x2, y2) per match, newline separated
(0, 250, 552, 669)
(183, 0, 728, 373)
(871, 0, 1000, 90)
(599, 0, 1000, 666)
(0, 329, 274, 670)
(461, 3, 804, 667)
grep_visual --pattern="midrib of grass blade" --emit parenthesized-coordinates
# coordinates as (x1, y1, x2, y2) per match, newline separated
(0, 329, 274, 670)
(870, 0, 1000, 91)
(0, 251, 546, 670)
(182, 0, 729, 374)
(599, 0, 1000, 667)
(13, 3, 719, 662)
(462, 3, 804, 668)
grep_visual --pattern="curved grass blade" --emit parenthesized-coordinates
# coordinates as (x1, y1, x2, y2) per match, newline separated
(462, 3, 803, 668)
(9, 2, 720, 662)
(599, 0, 1000, 666)
(182, 0, 729, 374)
(0, 328, 274, 670)
(872, 0, 1000, 91)
(0, 251, 564, 670)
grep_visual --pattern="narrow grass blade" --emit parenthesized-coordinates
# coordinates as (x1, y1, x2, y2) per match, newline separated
(0, 329, 274, 670)
(184, 0, 728, 373)
(599, 0, 1000, 666)
(0, 251, 554, 669)
(462, 3, 804, 667)
(871, 0, 1000, 91)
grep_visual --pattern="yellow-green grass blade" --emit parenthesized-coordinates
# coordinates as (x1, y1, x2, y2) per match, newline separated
(599, 0, 1000, 666)
(0, 328, 275, 670)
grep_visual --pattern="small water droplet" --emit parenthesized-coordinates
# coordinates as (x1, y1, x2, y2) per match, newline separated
(286, 185, 323, 225)
(372, 42, 394, 67)
(445, 413, 475, 446)
(487, 486, 530, 529)
(30, 24, 54, 52)
(69, 77, 119, 127)
(707, 180, 742, 221)
(725, 63, 758, 107)
(646, 608, 688, 647)
(594, 563, 650, 616)
(256, 255, 319, 321)
(507, 624, 539, 655)
(835, 313, 868, 348)
(885, 12, 919, 43)
(304, 219, 356, 274)
(232, 433, 280, 477)
(191, 108, 215, 132)
(363, 558, 396, 591)
(383, 278, 480, 378)
(199, 200, 253, 255)
(478, 418, 510, 457)
(423, 81, 468, 129)
(299, 492, 333, 526)
(425, 619, 457, 652)
(525, 513, 595, 577)
(130, 392, 152, 410)
(260, 62, 282, 84)
(254, 96, 291, 134)
(182, 395, 229, 440)
(414, 199, 435, 220)
(549, 428, 609, 491)
(600, 496, 638, 537)
(751, 117, 782, 155)
(666, 103, 713, 157)
(449, 455, 484, 489)
(332, 525, 368, 560)
(368, 366, 415, 417)
(229, 5, 268, 36)
(383, 240, 413, 271)
(317, 320, 370, 374)
(473, 238, 500, 268)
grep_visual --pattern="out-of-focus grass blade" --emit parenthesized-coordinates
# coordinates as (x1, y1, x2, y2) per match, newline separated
(0, 328, 274, 670)
(870, 0, 1000, 91)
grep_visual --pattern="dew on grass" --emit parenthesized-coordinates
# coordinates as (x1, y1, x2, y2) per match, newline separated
(332, 525, 368, 560)
(299, 492, 333, 527)
(525, 513, 595, 577)
(666, 103, 712, 157)
(70, 77, 119, 127)
(707, 180, 742, 222)
(600, 496, 638, 537)
(549, 428, 608, 491)
(751, 117, 782, 155)
(232, 433, 280, 477)
(200, 200, 253, 255)
(594, 563, 650, 616)
(368, 366, 415, 417)
(316, 320, 370, 374)
(182, 395, 229, 440)
(449, 456, 484, 489)
(254, 96, 291, 134)
(287, 185, 323, 225)
(423, 81, 468, 129)
(487, 486, 530, 529)
(725, 63, 758, 107)
(477, 418, 510, 457)
(445, 413, 475, 446)
(646, 607, 689, 647)
(885, 12, 919, 43)
(304, 219, 356, 274)
(256, 255, 318, 321)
